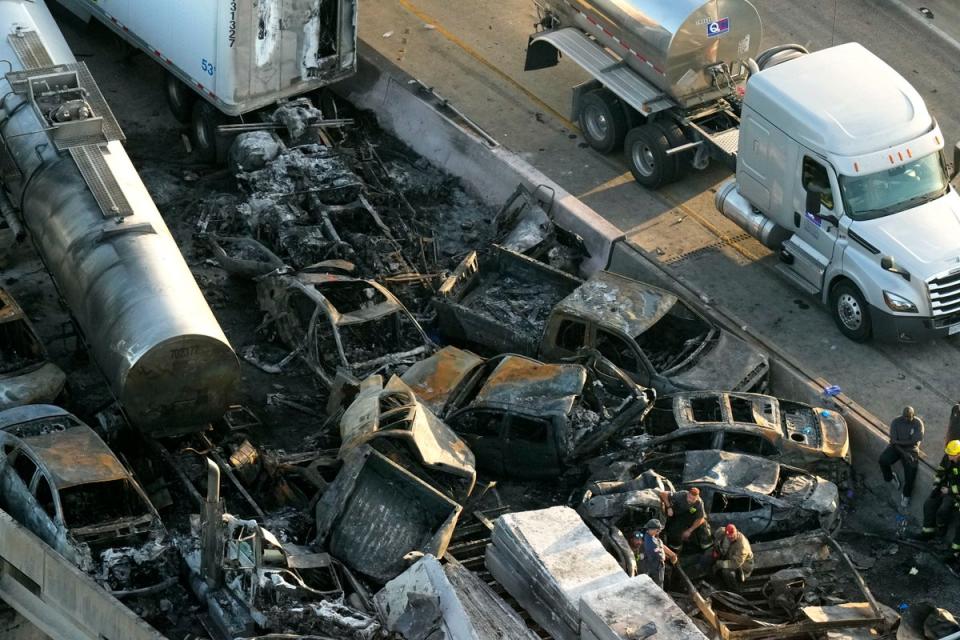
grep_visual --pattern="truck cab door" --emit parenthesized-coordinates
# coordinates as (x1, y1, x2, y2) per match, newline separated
(782, 155, 843, 292)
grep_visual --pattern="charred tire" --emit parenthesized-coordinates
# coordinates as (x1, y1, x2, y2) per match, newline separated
(829, 280, 872, 342)
(165, 72, 197, 124)
(624, 123, 678, 189)
(578, 90, 627, 154)
(191, 100, 226, 164)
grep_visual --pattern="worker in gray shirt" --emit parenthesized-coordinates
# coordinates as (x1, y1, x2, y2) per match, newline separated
(879, 406, 924, 507)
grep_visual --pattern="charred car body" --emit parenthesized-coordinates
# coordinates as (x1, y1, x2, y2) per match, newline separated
(433, 246, 768, 393)
(0, 288, 66, 410)
(0, 405, 169, 589)
(258, 269, 432, 385)
(401, 347, 652, 479)
(612, 391, 851, 480)
(601, 450, 839, 541)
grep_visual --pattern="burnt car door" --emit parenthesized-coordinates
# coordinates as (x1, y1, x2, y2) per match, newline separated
(648, 430, 721, 456)
(503, 414, 562, 478)
(0, 447, 59, 547)
(29, 468, 62, 548)
(447, 408, 506, 477)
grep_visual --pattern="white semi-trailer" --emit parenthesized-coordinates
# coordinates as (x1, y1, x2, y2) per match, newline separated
(526, 0, 960, 343)
(55, 0, 357, 160)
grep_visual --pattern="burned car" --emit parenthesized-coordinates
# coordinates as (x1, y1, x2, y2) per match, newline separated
(0, 288, 66, 410)
(433, 246, 769, 394)
(0, 405, 169, 585)
(614, 391, 851, 479)
(339, 374, 477, 500)
(625, 450, 839, 540)
(257, 269, 432, 385)
(402, 348, 652, 479)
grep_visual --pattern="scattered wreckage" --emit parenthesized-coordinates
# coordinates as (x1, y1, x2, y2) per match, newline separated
(0, 405, 173, 596)
(433, 246, 770, 394)
(0, 288, 66, 410)
(401, 347, 653, 479)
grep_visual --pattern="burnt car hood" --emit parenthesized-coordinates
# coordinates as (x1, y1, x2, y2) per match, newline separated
(667, 332, 767, 392)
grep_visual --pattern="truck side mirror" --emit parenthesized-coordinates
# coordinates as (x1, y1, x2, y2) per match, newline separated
(804, 189, 821, 214)
(952, 141, 960, 180)
(881, 255, 911, 281)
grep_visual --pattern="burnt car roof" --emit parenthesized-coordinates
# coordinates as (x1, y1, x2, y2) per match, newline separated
(10, 423, 129, 489)
(554, 271, 678, 338)
(471, 355, 586, 416)
(279, 272, 405, 326)
(401, 346, 485, 416)
(681, 450, 780, 495)
(669, 392, 781, 431)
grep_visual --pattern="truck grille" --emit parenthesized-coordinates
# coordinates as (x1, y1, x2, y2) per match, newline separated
(926, 268, 960, 317)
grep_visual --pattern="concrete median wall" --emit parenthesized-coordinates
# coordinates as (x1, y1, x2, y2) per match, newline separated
(335, 41, 934, 519)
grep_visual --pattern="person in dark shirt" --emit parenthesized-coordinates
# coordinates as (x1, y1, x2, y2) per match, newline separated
(657, 487, 711, 551)
(629, 519, 677, 587)
(879, 406, 924, 507)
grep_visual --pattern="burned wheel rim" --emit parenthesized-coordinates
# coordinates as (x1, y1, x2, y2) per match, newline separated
(837, 292, 863, 331)
(583, 104, 610, 142)
(631, 142, 656, 178)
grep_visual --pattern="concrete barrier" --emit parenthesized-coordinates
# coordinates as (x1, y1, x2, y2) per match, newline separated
(334, 40, 934, 520)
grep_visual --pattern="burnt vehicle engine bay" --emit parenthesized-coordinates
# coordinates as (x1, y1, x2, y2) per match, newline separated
(0, 25, 958, 640)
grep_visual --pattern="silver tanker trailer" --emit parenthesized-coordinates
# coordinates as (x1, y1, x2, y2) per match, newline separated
(525, 0, 805, 188)
(0, 0, 239, 434)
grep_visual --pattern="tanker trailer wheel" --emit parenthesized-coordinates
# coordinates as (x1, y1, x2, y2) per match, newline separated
(191, 100, 227, 164)
(165, 72, 197, 123)
(579, 90, 627, 154)
(624, 123, 678, 189)
(829, 280, 872, 342)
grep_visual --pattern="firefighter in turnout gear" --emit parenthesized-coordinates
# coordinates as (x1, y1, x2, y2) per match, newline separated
(921, 440, 960, 570)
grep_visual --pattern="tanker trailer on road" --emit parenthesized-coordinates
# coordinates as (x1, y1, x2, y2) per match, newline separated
(0, 0, 240, 435)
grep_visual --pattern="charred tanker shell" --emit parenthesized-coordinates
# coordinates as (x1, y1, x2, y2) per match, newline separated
(0, 3, 238, 434)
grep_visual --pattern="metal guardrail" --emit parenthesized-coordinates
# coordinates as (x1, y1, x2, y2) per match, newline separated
(0, 509, 165, 640)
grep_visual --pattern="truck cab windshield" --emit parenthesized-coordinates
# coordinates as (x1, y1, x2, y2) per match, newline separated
(839, 152, 948, 221)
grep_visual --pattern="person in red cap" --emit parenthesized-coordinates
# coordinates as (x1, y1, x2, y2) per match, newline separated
(657, 486, 711, 552)
(711, 523, 754, 590)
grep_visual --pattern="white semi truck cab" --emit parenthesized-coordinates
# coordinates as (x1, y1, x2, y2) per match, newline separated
(717, 43, 960, 342)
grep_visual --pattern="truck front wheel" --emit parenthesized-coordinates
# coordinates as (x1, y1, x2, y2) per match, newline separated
(579, 90, 627, 154)
(624, 123, 677, 189)
(165, 72, 197, 124)
(829, 281, 872, 342)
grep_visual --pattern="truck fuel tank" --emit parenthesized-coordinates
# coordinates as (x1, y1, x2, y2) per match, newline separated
(715, 178, 790, 249)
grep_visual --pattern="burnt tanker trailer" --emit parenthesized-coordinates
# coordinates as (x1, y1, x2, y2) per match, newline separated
(0, 0, 239, 435)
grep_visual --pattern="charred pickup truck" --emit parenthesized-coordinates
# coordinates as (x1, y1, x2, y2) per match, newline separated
(433, 247, 768, 394)
(0, 288, 66, 410)
(258, 269, 433, 386)
(401, 346, 652, 479)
